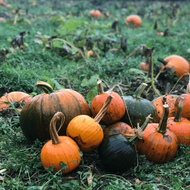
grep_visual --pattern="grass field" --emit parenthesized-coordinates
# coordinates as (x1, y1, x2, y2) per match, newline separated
(1, 0, 190, 189)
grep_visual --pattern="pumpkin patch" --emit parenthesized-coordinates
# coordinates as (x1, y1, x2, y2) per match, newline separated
(2, 1, 190, 189)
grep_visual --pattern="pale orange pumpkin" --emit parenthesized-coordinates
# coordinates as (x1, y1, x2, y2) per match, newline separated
(125, 15, 142, 27)
(41, 112, 81, 174)
(0, 91, 32, 113)
(90, 10, 101, 17)
(158, 55, 190, 78)
(67, 95, 113, 152)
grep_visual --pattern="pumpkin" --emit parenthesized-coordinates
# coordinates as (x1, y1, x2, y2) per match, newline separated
(167, 97, 190, 145)
(98, 115, 151, 173)
(121, 83, 159, 128)
(90, 10, 101, 17)
(103, 121, 132, 138)
(0, 91, 32, 113)
(152, 83, 178, 121)
(140, 62, 149, 71)
(174, 76, 190, 119)
(20, 81, 91, 142)
(135, 104, 178, 163)
(158, 55, 190, 78)
(125, 15, 142, 27)
(67, 95, 113, 152)
(41, 112, 81, 174)
(90, 79, 125, 125)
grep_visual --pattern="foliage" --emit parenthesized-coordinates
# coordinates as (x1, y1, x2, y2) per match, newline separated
(1, 0, 190, 189)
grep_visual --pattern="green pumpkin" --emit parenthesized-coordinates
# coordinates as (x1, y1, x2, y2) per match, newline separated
(98, 116, 150, 173)
(121, 83, 159, 128)
(20, 81, 91, 142)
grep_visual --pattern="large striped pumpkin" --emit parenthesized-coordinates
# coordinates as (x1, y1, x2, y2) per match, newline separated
(20, 81, 91, 142)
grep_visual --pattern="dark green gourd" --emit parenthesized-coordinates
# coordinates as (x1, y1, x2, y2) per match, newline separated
(121, 83, 159, 128)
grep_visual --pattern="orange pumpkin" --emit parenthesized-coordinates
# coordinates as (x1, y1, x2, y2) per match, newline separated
(103, 122, 132, 138)
(167, 97, 190, 145)
(90, 10, 101, 17)
(0, 91, 32, 113)
(152, 83, 178, 121)
(41, 112, 81, 174)
(90, 79, 125, 125)
(158, 55, 190, 78)
(136, 104, 178, 163)
(20, 81, 91, 142)
(125, 15, 142, 27)
(67, 95, 113, 152)
(174, 76, 190, 119)
(140, 62, 149, 71)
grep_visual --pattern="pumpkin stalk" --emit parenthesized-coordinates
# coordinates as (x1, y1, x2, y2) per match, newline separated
(133, 83, 148, 99)
(174, 97, 184, 122)
(49, 112, 65, 145)
(186, 75, 190, 94)
(151, 50, 161, 97)
(157, 104, 169, 134)
(94, 95, 113, 123)
(157, 58, 168, 66)
(97, 79, 104, 94)
(165, 83, 171, 95)
(35, 81, 54, 94)
(126, 114, 151, 144)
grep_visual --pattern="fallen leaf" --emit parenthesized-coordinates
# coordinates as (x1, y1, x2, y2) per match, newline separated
(0, 169, 7, 174)
(87, 168, 93, 187)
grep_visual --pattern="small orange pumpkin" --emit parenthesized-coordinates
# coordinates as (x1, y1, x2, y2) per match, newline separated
(90, 79, 125, 125)
(140, 62, 149, 71)
(67, 95, 113, 152)
(174, 75, 190, 119)
(136, 104, 178, 163)
(125, 15, 142, 27)
(103, 122, 133, 138)
(158, 55, 190, 78)
(41, 112, 81, 174)
(0, 91, 32, 113)
(167, 97, 190, 145)
(152, 83, 178, 121)
(90, 10, 101, 17)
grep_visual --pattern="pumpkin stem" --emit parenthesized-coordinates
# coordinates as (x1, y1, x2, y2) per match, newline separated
(174, 97, 184, 122)
(97, 79, 104, 94)
(157, 104, 169, 134)
(186, 75, 190, 94)
(157, 58, 168, 66)
(165, 83, 171, 95)
(49, 112, 65, 145)
(126, 114, 152, 144)
(133, 83, 148, 99)
(35, 81, 54, 94)
(94, 94, 113, 123)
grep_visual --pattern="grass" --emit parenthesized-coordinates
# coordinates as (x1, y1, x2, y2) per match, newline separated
(1, 0, 190, 189)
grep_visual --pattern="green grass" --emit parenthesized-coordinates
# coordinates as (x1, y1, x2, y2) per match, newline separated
(1, 0, 190, 189)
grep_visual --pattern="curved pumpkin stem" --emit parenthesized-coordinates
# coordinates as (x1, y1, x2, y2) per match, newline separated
(49, 112, 65, 145)
(35, 81, 54, 94)
(94, 94, 113, 123)
(97, 79, 104, 94)
(157, 58, 168, 66)
(126, 114, 151, 144)
(157, 104, 169, 134)
(133, 83, 148, 99)
(174, 97, 184, 122)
